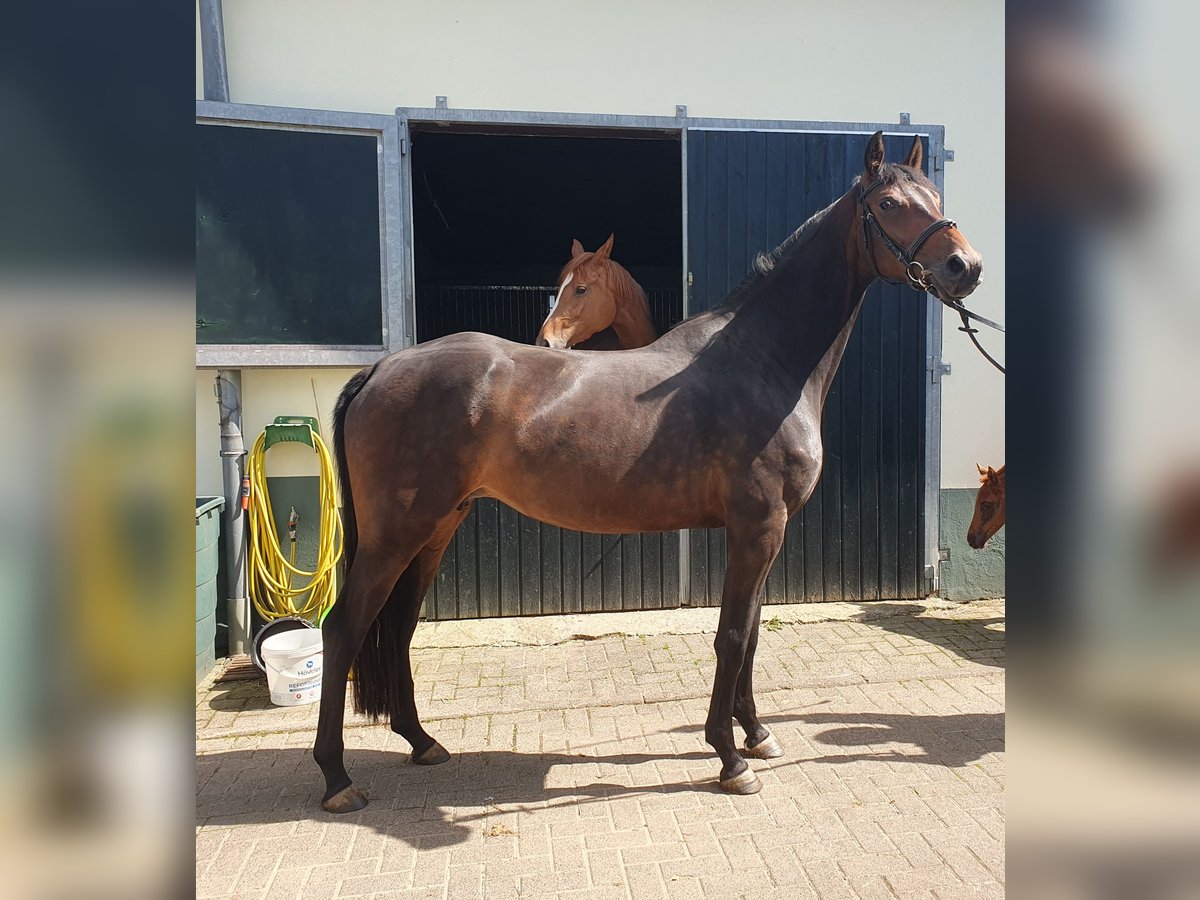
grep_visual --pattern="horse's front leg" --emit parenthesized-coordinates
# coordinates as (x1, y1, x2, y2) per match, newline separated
(704, 510, 785, 794)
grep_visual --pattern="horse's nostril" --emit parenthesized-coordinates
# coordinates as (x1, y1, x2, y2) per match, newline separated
(947, 254, 966, 276)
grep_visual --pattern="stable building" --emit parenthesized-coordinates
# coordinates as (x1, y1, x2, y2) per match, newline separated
(195, 1, 1004, 632)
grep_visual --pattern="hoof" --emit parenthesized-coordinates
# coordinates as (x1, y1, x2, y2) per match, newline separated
(321, 785, 368, 814)
(411, 741, 451, 766)
(744, 730, 784, 759)
(718, 766, 762, 795)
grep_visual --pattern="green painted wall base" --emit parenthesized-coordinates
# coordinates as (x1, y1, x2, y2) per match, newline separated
(939, 488, 1005, 601)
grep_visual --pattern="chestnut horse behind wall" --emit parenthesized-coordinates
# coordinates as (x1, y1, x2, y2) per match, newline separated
(968, 464, 1006, 548)
(535, 235, 658, 350)
(316, 133, 983, 813)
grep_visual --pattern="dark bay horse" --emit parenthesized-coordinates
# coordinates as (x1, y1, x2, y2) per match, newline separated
(316, 132, 983, 812)
(535, 235, 658, 350)
(968, 464, 1006, 548)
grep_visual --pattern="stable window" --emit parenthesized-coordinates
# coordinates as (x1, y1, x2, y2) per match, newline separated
(195, 103, 405, 367)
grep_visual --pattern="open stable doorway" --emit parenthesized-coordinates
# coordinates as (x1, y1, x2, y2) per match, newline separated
(408, 127, 684, 618)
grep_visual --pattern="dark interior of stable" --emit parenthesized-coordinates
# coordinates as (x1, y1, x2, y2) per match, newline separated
(410, 129, 683, 344)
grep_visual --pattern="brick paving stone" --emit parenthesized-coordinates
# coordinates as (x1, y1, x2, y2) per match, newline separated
(263, 865, 309, 900)
(518, 868, 593, 896)
(196, 599, 1004, 899)
(662, 875, 706, 900)
(620, 842, 688, 867)
(366, 889, 444, 900)
(801, 859, 858, 899)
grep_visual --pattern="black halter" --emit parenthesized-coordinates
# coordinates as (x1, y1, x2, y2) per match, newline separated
(858, 176, 956, 292)
(859, 176, 1005, 374)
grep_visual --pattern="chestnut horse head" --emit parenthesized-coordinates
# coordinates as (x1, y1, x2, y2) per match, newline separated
(535, 235, 658, 350)
(968, 464, 1006, 548)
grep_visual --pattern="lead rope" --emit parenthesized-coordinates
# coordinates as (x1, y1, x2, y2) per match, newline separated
(945, 301, 1005, 374)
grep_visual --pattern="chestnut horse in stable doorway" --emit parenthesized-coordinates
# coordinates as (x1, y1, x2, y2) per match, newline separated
(316, 132, 983, 812)
(968, 465, 1006, 549)
(535, 235, 658, 350)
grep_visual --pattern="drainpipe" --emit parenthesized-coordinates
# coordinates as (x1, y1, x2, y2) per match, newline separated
(215, 370, 249, 656)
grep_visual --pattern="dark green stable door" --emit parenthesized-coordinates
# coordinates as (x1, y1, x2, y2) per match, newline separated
(685, 129, 929, 605)
(426, 500, 681, 620)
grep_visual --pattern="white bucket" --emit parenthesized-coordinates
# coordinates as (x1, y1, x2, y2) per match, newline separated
(261, 627, 323, 706)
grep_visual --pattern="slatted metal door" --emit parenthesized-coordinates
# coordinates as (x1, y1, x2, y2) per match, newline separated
(685, 129, 929, 604)
(420, 284, 683, 619)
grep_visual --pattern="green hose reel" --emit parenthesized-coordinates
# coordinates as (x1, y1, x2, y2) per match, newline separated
(262, 415, 322, 452)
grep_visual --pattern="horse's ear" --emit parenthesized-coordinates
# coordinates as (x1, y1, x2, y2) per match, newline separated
(864, 131, 886, 179)
(986, 466, 997, 480)
(594, 233, 615, 262)
(903, 135, 923, 172)
(571, 239, 585, 259)
(977, 463, 988, 478)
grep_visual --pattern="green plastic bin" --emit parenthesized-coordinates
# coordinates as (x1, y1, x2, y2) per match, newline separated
(196, 496, 225, 683)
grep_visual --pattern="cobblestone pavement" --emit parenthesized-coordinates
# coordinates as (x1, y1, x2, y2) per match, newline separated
(197, 599, 1004, 899)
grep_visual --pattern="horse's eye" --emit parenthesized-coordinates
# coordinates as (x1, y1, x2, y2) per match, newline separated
(574, 286, 587, 296)
(879, 199, 896, 211)
(980, 502, 993, 514)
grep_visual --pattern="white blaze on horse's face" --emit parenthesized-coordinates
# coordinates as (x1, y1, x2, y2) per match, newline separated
(539, 271, 575, 349)
(549, 271, 574, 314)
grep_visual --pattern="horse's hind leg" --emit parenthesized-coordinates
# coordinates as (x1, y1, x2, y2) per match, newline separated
(314, 546, 417, 814)
(734, 620, 784, 760)
(384, 512, 468, 765)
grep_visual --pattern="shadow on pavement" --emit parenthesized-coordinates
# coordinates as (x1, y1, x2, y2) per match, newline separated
(771, 710, 1004, 767)
(197, 746, 720, 848)
(852, 602, 1006, 668)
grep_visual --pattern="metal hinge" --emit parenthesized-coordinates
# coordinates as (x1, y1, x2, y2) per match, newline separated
(927, 358, 952, 382)
(924, 563, 937, 595)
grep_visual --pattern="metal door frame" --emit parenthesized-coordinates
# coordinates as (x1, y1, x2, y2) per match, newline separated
(395, 105, 948, 599)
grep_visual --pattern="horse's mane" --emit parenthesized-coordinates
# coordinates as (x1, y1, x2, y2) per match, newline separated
(696, 195, 840, 317)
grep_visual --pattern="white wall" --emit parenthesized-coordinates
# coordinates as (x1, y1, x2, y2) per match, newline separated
(195, 368, 362, 497)
(198, 0, 1004, 488)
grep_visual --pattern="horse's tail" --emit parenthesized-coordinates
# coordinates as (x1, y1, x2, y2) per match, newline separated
(332, 363, 378, 577)
(333, 362, 409, 723)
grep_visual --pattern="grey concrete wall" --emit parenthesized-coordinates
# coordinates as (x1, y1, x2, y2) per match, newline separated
(939, 488, 1005, 601)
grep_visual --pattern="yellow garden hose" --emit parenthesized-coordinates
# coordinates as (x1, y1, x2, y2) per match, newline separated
(246, 426, 343, 625)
